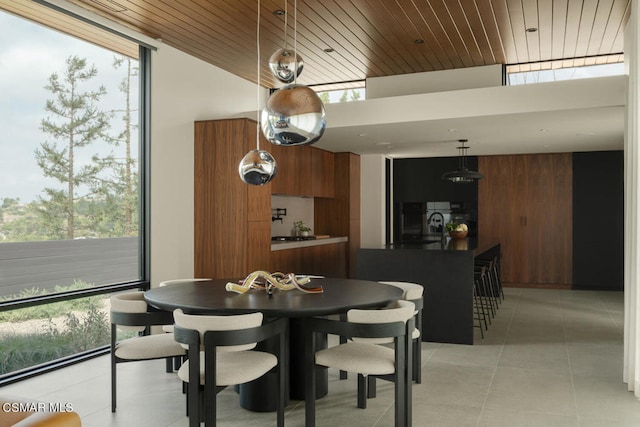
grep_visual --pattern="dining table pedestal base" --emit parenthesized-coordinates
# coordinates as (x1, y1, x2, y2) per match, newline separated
(238, 318, 328, 411)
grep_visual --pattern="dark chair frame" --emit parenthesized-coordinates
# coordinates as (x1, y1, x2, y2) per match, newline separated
(365, 294, 423, 403)
(110, 309, 182, 412)
(173, 317, 287, 427)
(304, 316, 414, 427)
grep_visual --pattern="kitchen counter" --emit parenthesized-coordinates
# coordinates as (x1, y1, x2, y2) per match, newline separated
(358, 237, 501, 345)
(385, 236, 500, 257)
(270, 236, 348, 251)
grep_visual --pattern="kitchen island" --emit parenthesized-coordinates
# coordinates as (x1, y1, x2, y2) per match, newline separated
(357, 237, 500, 344)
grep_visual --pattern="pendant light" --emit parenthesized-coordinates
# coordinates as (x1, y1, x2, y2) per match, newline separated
(238, 0, 277, 185)
(268, 1, 303, 83)
(261, 0, 326, 146)
(441, 139, 484, 183)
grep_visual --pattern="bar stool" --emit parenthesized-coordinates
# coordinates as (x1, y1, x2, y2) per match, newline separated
(473, 269, 489, 338)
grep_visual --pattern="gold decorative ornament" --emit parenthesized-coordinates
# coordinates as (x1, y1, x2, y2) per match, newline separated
(226, 271, 323, 294)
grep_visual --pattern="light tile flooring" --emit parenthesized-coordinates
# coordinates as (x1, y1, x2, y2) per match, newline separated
(2, 287, 640, 426)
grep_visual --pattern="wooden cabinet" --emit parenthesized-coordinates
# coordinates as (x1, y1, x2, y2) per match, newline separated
(311, 147, 335, 198)
(195, 119, 354, 279)
(269, 144, 312, 196)
(194, 118, 271, 278)
(315, 153, 360, 277)
(478, 154, 572, 286)
(269, 145, 334, 197)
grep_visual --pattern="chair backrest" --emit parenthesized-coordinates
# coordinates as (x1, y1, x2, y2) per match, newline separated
(379, 281, 424, 300)
(158, 278, 211, 287)
(173, 309, 263, 352)
(110, 291, 147, 333)
(348, 300, 415, 344)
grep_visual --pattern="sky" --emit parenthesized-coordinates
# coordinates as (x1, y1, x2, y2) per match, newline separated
(0, 10, 137, 203)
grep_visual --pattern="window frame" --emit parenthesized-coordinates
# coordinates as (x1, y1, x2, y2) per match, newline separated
(0, 15, 152, 384)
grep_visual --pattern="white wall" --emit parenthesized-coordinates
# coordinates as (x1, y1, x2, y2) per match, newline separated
(271, 195, 314, 237)
(360, 154, 387, 248)
(366, 64, 503, 98)
(150, 44, 263, 287)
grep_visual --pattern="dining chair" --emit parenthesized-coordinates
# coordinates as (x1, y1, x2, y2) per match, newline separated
(110, 291, 186, 413)
(172, 309, 287, 427)
(304, 300, 415, 427)
(379, 281, 424, 383)
(158, 279, 211, 333)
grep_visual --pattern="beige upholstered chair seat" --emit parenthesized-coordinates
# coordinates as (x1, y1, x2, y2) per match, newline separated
(316, 342, 396, 375)
(177, 351, 277, 386)
(115, 332, 184, 360)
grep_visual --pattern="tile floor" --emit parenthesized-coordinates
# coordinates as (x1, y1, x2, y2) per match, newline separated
(2, 287, 639, 426)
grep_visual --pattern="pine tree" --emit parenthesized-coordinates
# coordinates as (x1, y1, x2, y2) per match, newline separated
(35, 55, 111, 239)
(89, 55, 139, 237)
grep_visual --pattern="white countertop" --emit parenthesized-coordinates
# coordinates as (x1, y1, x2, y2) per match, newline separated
(270, 236, 348, 251)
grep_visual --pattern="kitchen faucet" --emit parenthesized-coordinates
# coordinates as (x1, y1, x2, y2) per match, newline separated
(427, 211, 446, 241)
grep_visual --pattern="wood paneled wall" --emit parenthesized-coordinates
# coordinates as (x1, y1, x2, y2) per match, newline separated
(478, 153, 572, 286)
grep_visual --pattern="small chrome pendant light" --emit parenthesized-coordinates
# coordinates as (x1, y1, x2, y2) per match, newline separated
(442, 139, 484, 183)
(261, 0, 326, 146)
(239, 0, 277, 185)
(268, 2, 303, 84)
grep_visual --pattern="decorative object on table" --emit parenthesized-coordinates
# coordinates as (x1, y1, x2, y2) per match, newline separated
(238, 0, 277, 186)
(446, 221, 468, 239)
(261, 0, 326, 146)
(294, 220, 311, 236)
(225, 270, 324, 294)
(441, 139, 484, 183)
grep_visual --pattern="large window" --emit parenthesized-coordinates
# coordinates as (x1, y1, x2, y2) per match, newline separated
(0, 4, 147, 380)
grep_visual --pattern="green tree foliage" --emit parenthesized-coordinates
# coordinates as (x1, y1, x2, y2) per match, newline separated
(35, 55, 112, 239)
(318, 91, 330, 103)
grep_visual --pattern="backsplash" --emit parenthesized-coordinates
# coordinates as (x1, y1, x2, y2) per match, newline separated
(271, 195, 314, 237)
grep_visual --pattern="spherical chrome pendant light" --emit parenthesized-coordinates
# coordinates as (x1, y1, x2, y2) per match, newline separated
(239, 149, 277, 185)
(268, 48, 303, 84)
(238, 0, 277, 185)
(262, 0, 325, 146)
(261, 84, 325, 146)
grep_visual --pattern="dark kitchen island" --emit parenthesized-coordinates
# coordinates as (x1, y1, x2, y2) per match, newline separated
(357, 237, 500, 345)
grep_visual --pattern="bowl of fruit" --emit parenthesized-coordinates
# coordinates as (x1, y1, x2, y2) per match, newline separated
(446, 221, 468, 239)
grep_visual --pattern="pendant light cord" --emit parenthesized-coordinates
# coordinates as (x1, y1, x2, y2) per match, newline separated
(293, 0, 297, 85)
(283, 0, 288, 49)
(256, 0, 261, 150)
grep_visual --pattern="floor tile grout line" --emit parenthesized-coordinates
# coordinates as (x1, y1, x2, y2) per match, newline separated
(560, 291, 581, 426)
(475, 287, 519, 427)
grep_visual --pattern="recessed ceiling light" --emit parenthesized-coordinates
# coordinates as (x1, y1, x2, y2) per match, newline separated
(526, 27, 538, 33)
(376, 142, 391, 146)
(358, 133, 367, 137)
(323, 48, 335, 53)
(539, 128, 550, 132)
(448, 128, 458, 132)
(273, 10, 285, 15)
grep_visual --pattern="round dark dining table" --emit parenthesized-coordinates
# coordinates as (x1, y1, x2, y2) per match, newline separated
(144, 277, 403, 410)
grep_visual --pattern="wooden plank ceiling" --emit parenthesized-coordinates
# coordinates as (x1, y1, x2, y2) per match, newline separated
(21, 0, 634, 88)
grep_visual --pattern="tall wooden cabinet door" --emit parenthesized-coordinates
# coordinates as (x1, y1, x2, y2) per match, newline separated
(479, 154, 572, 286)
(526, 154, 572, 285)
(194, 119, 248, 278)
(311, 147, 335, 197)
(479, 155, 527, 284)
